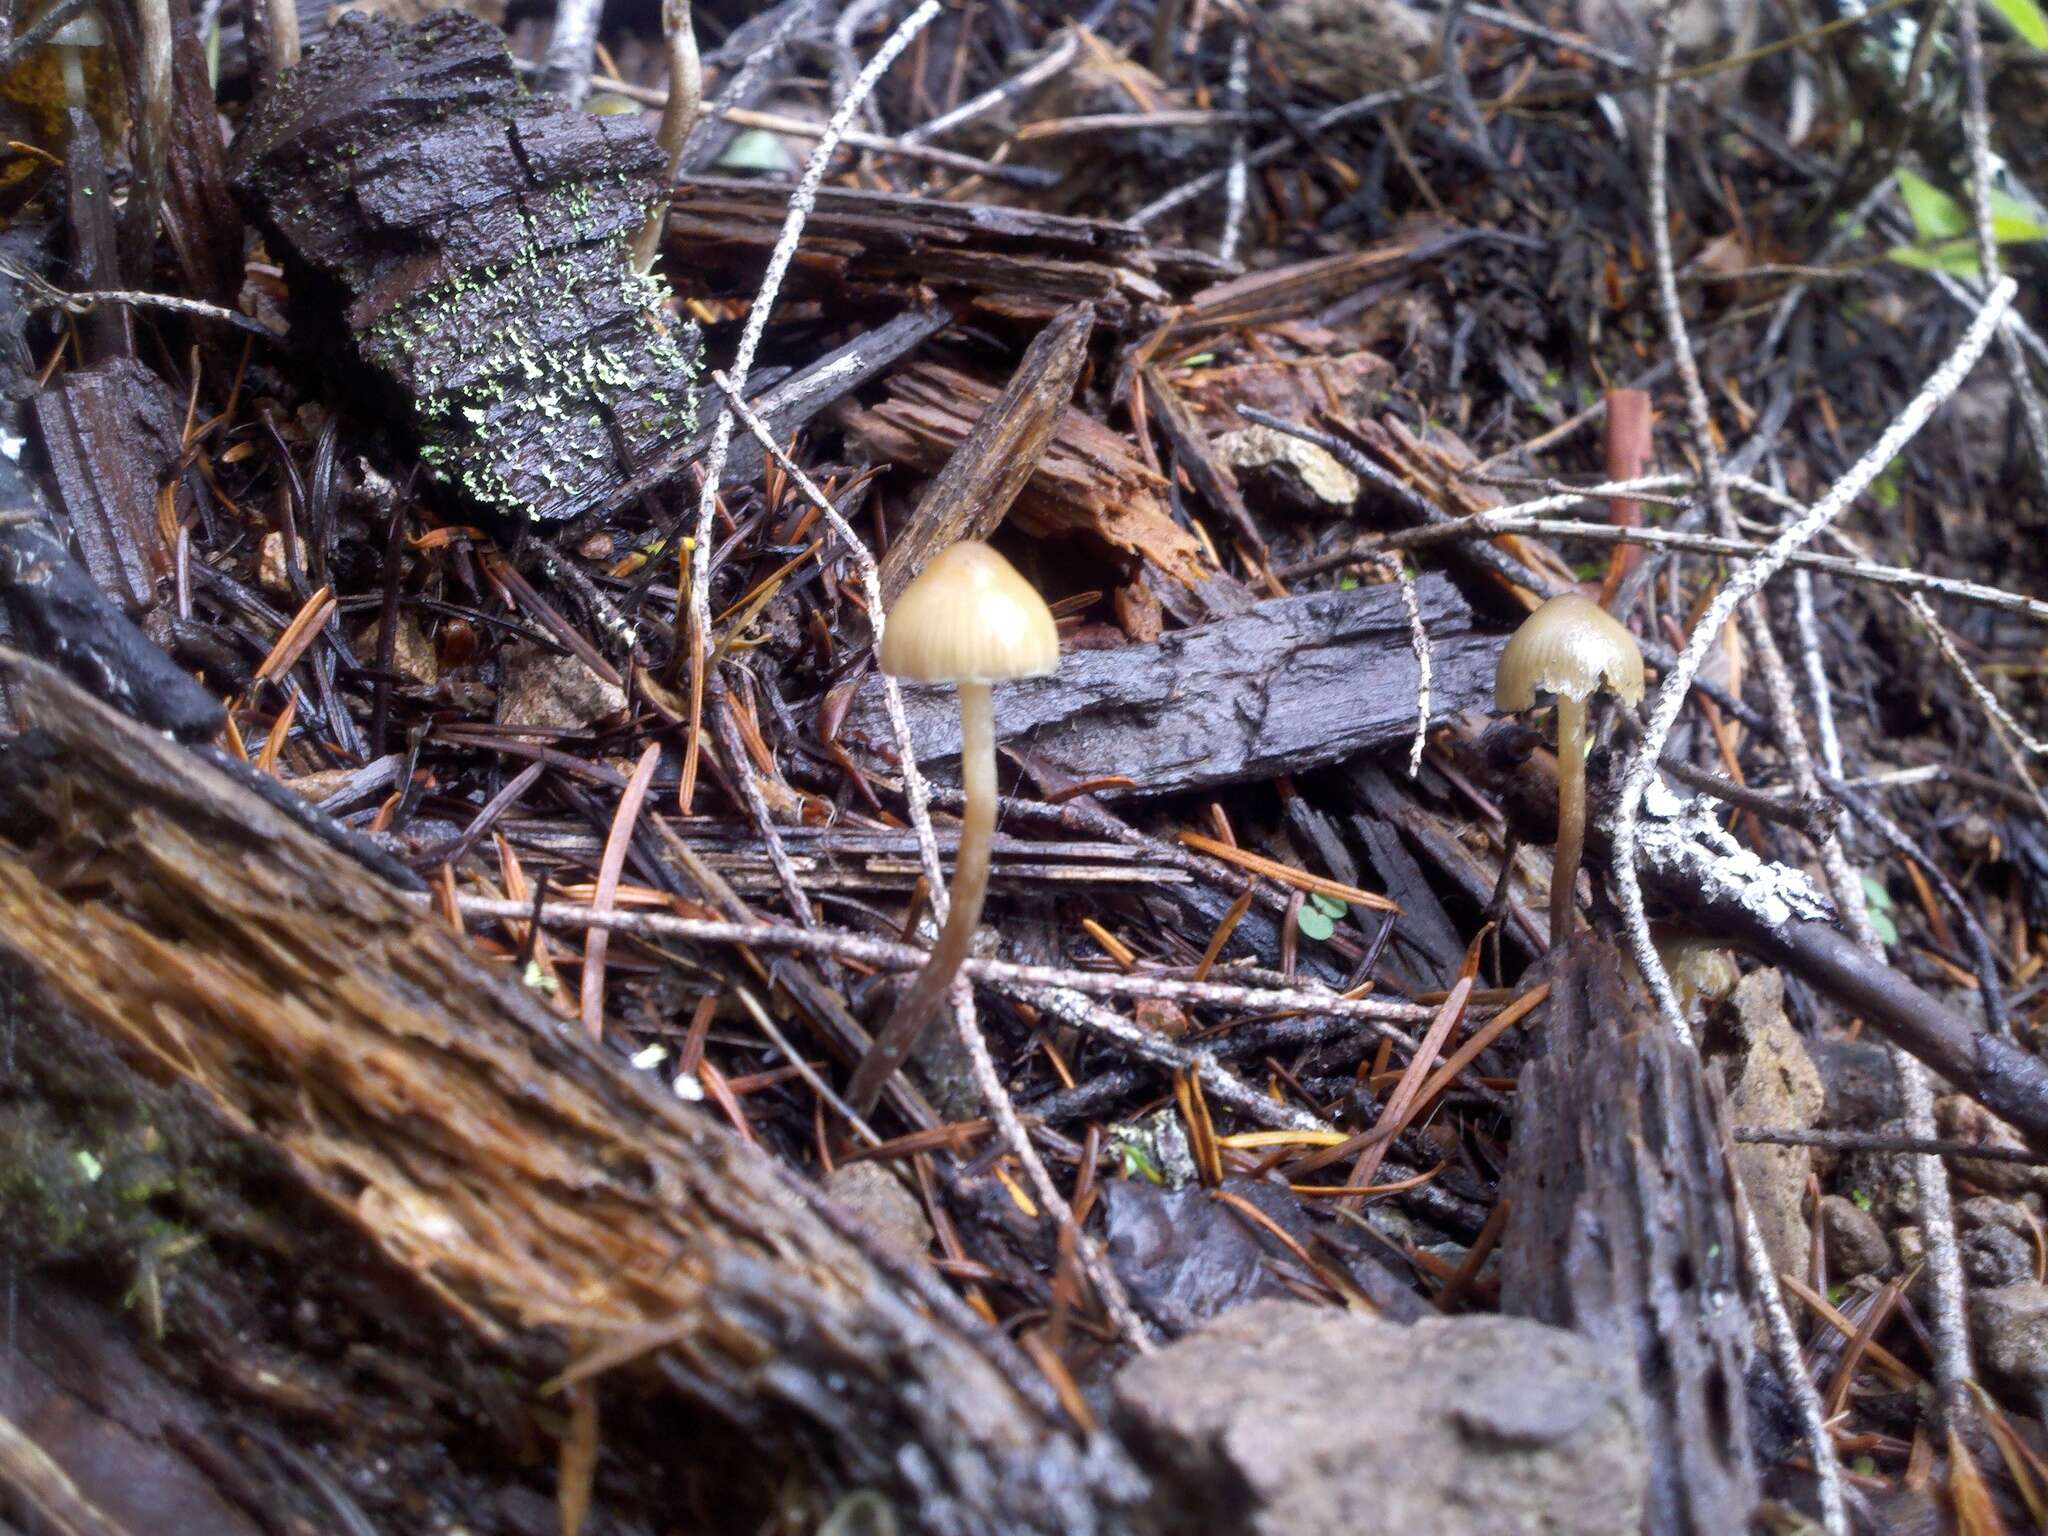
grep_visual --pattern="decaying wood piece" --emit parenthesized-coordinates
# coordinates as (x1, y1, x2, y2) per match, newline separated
(1499, 936, 1762, 1536)
(875, 302, 1093, 603)
(31, 358, 183, 614)
(0, 649, 1144, 1536)
(843, 360, 1209, 587)
(666, 175, 1223, 327)
(155, 0, 244, 303)
(231, 11, 699, 526)
(847, 575, 1498, 797)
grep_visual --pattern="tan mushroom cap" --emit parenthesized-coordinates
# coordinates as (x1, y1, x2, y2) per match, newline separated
(1495, 593, 1645, 711)
(880, 540, 1060, 685)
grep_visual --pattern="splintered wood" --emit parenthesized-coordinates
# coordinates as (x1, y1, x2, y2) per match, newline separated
(665, 174, 1226, 327)
(0, 650, 1119, 1534)
(843, 359, 1209, 586)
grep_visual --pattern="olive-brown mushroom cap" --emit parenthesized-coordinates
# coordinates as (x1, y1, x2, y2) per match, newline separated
(1495, 593, 1645, 711)
(880, 541, 1059, 684)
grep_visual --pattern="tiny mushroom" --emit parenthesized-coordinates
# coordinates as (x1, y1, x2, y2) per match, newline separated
(844, 541, 1059, 1116)
(1495, 593, 1644, 947)
(47, 5, 106, 110)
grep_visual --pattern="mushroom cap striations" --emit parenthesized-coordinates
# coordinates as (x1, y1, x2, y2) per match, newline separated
(880, 541, 1060, 685)
(1495, 593, 1645, 711)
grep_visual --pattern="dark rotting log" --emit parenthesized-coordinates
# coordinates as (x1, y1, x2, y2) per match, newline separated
(1498, 935, 1762, 1536)
(0, 647, 1145, 1536)
(230, 10, 700, 527)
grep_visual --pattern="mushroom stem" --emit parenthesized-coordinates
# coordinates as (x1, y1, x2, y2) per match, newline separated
(1551, 694, 1588, 948)
(846, 680, 996, 1115)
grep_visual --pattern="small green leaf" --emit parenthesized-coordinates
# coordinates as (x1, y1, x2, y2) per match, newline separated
(1897, 169, 1970, 242)
(1991, 194, 2048, 243)
(1986, 0, 2048, 48)
(1118, 1143, 1163, 1183)
(1296, 906, 1335, 942)
(1885, 240, 1984, 276)
(1861, 873, 1894, 911)
(1851, 1188, 1873, 1211)
(716, 128, 796, 174)
(1309, 891, 1349, 918)
(1869, 906, 1899, 947)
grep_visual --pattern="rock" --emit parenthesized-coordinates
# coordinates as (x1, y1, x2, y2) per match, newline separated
(1809, 1038, 1901, 1130)
(1963, 1222, 2034, 1288)
(1819, 1195, 1891, 1280)
(1936, 1095, 2048, 1197)
(352, 610, 437, 688)
(1722, 970, 1823, 1299)
(1266, 0, 1435, 96)
(1956, 1196, 2037, 1288)
(1103, 1175, 1425, 1333)
(821, 1162, 932, 1257)
(497, 644, 626, 730)
(1213, 425, 1360, 517)
(257, 530, 291, 594)
(1104, 1176, 1308, 1335)
(1842, 1121, 1922, 1228)
(1972, 1282, 2048, 1398)
(1112, 1300, 1646, 1536)
(1958, 1195, 2036, 1236)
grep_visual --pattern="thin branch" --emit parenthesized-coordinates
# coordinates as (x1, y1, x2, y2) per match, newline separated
(1734, 1127, 2048, 1165)
(949, 979, 1155, 1353)
(680, 0, 942, 811)
(900, 27, 1080, 145)
(1641, 34, 1846, 1525)
(1217, 29, 1250, 264)
(709, 372, 944, 898)
(1133, 76, 1448, 227)
(539, 0, 604, 105)
(440, 894, 1441, 1035)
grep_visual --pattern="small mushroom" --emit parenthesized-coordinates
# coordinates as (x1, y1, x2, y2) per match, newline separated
(844, 541, 1059, 1116)
(1495, 593, 1644, 947)
(46, 5, 106, 110)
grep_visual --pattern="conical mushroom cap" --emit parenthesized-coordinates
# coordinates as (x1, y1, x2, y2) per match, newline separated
(880, 541, 1060, 685)
(1495, 593, 1645, 711)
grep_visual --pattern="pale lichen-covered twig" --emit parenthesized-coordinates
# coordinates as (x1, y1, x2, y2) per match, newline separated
(680, 0, 942, 812)
(124, 0, 172, 283)
(1218, 30, 1250, 264)
(1956, 0, 2048, 479)
(1617, 243, 2011, 1475)
(1643, 36, 1839, 1523)
(900, 28, 1081, 145)
(949, 979, 1156, 1353)
(538, 0, 603, 105)
(710, 372, 943, 896)
(441, 894, 1441, 1034)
